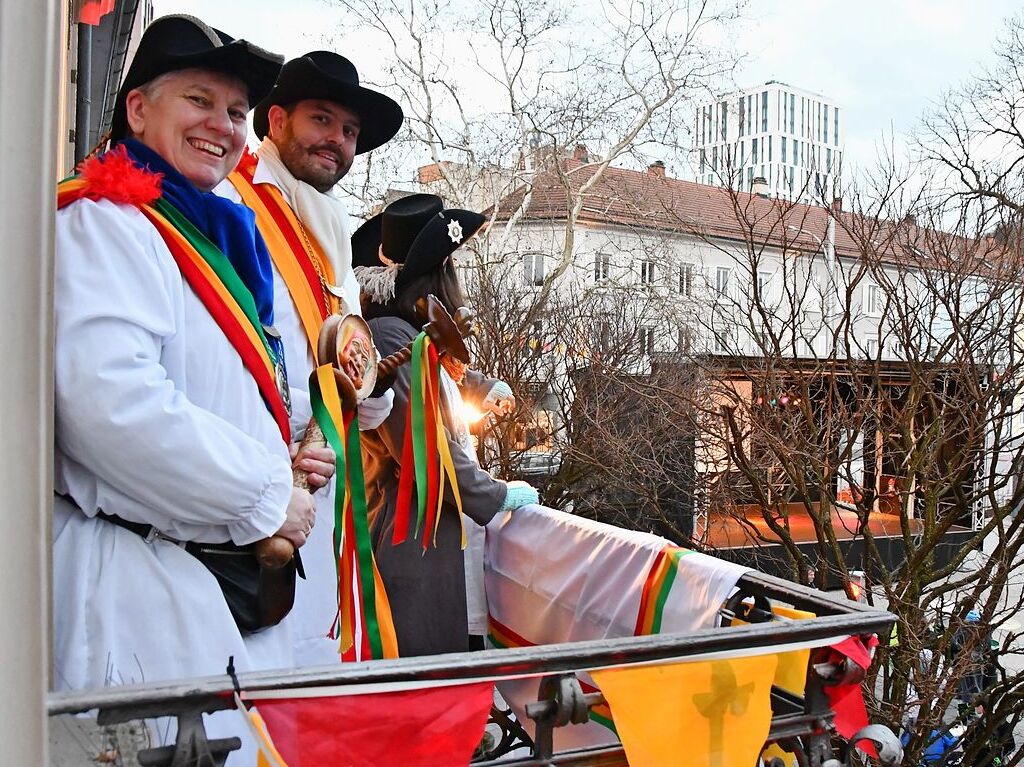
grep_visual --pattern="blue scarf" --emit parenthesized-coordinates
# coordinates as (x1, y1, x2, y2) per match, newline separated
(117, 139, 276, 329)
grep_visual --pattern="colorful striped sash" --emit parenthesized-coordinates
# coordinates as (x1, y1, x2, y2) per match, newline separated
(57, 172, 292, 444)
(228, 154, 338, 361)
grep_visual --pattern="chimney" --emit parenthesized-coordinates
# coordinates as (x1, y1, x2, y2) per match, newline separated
(573, 144, 590, 162)
(831, 196, 843, 213)
(902, 213, 917, 227)
(648, 160, 666, 178)
(751, 175, 769, 198)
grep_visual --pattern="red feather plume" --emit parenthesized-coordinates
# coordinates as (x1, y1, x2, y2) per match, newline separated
(78, 146, 162, 206)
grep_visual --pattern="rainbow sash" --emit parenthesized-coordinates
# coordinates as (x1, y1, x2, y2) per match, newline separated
(57, 173, 291, 444)
(228, 153, 338, 359)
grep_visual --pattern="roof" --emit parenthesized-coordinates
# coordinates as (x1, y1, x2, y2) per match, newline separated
(488, 159, 999, 270)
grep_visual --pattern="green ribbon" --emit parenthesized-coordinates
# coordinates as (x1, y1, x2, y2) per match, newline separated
(409, 332, 429, 536)
(309, 376, 383, 659)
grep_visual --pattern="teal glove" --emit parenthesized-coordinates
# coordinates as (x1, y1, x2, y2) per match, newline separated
(499, 480, 539, 513)
(482, 380, 515, 415)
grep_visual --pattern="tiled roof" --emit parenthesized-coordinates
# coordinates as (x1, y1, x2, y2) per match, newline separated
(490, 160, 992, 267)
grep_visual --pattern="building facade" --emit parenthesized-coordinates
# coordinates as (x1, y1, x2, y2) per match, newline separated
(694, 81, 843, 204)
(418, 150, 1016, 574)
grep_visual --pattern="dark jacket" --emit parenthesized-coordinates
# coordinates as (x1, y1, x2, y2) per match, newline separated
(361, 316, 507, 656)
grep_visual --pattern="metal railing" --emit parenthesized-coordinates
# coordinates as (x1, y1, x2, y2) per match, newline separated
(48, 571, 900, 767)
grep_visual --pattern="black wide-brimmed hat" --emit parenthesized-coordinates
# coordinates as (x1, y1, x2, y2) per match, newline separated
(252, 51, 404, 154)
(110, 15, 282, 141)
(352, 194, 486, 304)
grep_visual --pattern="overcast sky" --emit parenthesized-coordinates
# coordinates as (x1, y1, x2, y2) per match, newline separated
(156, 0, 1021, 180)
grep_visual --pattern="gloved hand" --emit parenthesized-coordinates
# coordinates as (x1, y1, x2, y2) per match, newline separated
(357, 388, 395, 430)
(482, 380, 515, 416)
(499, 480, 539, 513)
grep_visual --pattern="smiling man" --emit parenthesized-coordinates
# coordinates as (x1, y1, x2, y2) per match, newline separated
(218, 51, 403, 665)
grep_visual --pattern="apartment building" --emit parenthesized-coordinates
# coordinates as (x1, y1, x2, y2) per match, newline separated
(694, 81, 843, 203)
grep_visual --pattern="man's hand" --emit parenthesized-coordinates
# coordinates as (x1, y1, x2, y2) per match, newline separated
(290, 443, 336, 492)
(275, 487, 317, 548)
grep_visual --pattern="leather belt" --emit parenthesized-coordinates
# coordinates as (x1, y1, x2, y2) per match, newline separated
(95, 510, 248, 554)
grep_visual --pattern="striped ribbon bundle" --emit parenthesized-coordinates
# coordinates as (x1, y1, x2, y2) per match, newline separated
(393, 332, 464, 549)
(309, 366, 397, 661)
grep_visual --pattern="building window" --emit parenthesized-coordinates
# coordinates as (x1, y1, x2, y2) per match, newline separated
(747, 94, 753, 135)
(789, 93, 795, 133)
(738, 97, 745, 137)
(865, 282, 882, 315)
(826, 147, 832, 171)
(747, 167, 753, 187)
(761, 90, 768, 131)
(640, 258, 656, 284)
(594, 252, 611, 282)
(751, 138, 758, 164)
(757, 270, 772, 298)
(679, 263, 694, 296)
(678, 325, 693, 353)
(699, 148, 706, 174)
(716, 266, 731, 295)
(823, 105, 829, 144)
(865, 338, 878, 358)
(714, 329, 731, 353)
(639, 326, 655, 356)
(712, 146, 718, 171)
(834, 106, 840, 145)
(595, 320, 612, 352)
(527, 320, 544, 356)
(522, 253, 545, 287)
(781, 137, 787, 163)
(793, 139, 799, 166)
(768, 136, 772, 162)
(801, 98, 805, 137)
(720, 101, 727, 140)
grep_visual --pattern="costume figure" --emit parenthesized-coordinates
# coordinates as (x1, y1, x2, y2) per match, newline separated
(53, 14, 321, 708)
(217, 51, 403, 664)
(352, 194, 536, 656)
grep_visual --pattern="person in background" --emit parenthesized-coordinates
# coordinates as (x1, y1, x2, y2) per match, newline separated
(352, 193, 534, 655)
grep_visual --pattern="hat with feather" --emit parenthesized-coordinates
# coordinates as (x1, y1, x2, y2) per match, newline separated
(352, 194, 486, 305)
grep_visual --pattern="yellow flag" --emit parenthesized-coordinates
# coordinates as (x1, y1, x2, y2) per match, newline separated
(730, 605, 815, 766)
(592, 655, 777, 767)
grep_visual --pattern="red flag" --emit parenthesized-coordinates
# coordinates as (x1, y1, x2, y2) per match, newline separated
(256, 682, 494, 766)
(77, 0, 115, 25)
(821, 635, 880, 759)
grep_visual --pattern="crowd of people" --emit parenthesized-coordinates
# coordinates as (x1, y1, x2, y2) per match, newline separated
(52, 11, 539, 748)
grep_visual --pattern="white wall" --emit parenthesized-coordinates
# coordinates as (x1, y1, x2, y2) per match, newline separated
(0, 0, 60, 761)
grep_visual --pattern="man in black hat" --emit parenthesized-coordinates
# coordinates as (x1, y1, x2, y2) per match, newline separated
(53, 13, 322, 712)
(218, 51, 403, 664)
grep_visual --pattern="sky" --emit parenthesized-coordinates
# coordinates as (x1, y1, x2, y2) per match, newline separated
(154, 0, 1021, 181)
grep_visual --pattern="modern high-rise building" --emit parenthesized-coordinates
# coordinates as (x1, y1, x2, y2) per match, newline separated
(693, 81, 843, 203)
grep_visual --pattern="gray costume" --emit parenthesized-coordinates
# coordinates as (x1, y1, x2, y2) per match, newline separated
(361, 316, 508, 656)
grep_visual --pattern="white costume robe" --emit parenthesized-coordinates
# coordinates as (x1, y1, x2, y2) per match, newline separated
(54, 197, 296, 755)
(218, 143, 389, 666)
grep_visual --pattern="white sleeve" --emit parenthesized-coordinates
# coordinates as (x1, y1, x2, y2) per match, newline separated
(55, 199, 290, 542)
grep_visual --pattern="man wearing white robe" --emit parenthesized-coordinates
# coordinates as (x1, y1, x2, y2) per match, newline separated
(218, 51, 403, 665)
(52, 14, 321, 733)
